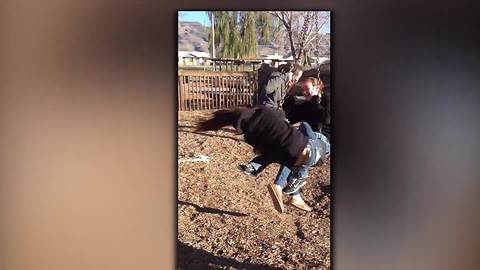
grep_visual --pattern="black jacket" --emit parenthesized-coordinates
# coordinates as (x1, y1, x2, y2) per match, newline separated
(234, 106, 308, 168)
(282, 93, 330, 136)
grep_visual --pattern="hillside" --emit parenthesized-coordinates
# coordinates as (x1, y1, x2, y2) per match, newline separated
(178, 22, 210, 52)
(178, 21, 330, 57)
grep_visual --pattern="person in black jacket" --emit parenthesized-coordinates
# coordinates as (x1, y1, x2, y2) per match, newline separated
(282, 76, 330, 135)
(196, 106, 330, 213)
(241, 77, 331, 212)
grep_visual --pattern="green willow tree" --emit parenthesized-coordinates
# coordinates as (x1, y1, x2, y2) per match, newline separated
(207, 11, 274, 59)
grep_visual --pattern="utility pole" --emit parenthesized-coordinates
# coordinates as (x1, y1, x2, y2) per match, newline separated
(211, 13, 215, 58)
(211, 12, 216, 70)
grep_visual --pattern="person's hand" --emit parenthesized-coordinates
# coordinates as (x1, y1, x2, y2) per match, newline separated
(286, 80, 294, 88)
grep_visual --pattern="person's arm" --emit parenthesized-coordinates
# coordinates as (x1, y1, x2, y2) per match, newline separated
(266, 73, 291, 107)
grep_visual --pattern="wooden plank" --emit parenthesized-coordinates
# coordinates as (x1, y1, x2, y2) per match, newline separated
(200, 76, 204, 110)
(217, 76, 221, 109)
(208, 76, 215, 109)
(212, 76, 216, 109)
(177, 76, 181, 111)
(224, 76, 228, 108)
(191, 76, 194, 111)
(246, 76, 250, 105)
(238, 78, 243, 105)
(192, 76, 198, 111)
(231, 76, 235, 107)
(183, 76, 187, 110)
(221, 76, 225, 109)
(227, 76, 231, 108)
(197, 75, 201, 110)
(186, 76, 191, 111)
(206, 76, 209, 110)
(246, 74, 249, 105)
(250, 73, 255, 105)
(215, 76, 219, 109)
(203, 75, 207, 110)
(204, 76, 208, 110)
(233, 77, 237, 107)
(218, 76, 222, 109)
(241, 76, 245, 106)
(225, 77, 228, 108)
(231, 76, 234, 107)
(253, 73, 257, 105)
(236, 77, 240, 106)
(235, 77, 239, 106)
(199, 75, 203, 110)
(190, 75, 195, 110)
(180, 75, 185, 111)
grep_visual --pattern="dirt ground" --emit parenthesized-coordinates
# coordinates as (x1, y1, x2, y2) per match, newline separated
(177, 110, 331, 270)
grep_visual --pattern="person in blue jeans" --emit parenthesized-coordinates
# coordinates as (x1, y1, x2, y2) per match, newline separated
(196, 106, 329, 214)
(240, 122, 330, 213)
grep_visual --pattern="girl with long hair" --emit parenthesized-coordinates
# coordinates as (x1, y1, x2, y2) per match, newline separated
(196, 105, 330, 213)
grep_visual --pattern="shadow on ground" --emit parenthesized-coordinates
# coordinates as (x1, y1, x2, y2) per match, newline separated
(178, 200, 249, 217)
(178, 240, 283, 270)
(178, 124, 243, 142)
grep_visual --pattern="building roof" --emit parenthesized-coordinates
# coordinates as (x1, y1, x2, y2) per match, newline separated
(263, 53, 283, 60)
(178, 51, 210, 58)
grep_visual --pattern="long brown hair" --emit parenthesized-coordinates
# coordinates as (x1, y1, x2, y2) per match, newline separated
(289, 77, 324, 96)
(195, 107, 247, 132)
(278, 62, 303, 76)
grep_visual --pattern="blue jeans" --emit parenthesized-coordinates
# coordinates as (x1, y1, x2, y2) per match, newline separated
(248, 157, 299, 196)
(288, 122, 319, 181)
(247, 121, 319, 195)
(275, 165, 300, 195)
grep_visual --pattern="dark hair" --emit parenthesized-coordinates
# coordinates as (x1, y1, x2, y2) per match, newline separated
(290, 63, 303, 76)
(195, 108, 247, 132)
(278, 62, 303, 75)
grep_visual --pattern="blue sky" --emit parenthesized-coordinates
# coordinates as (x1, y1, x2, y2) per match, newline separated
(178, 11, 330, 33)
(179, 11, 211, 26)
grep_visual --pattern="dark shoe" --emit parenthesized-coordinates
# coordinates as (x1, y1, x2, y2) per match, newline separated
(239, 164, 256, 176)
(267, 183, 284, 213)
(283, 177, 307, 194)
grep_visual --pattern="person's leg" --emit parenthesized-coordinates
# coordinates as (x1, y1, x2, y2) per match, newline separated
(274, 167, 312, 212)
(315, 132, 331, 163)
(249, 155, 269, 171)
(267, 165, 292, 214)
(298, 121, 316, 140)
(283, 167, 309, 194)
(284, 123, 328, 193)
(274, 165, 291, 188)
(239, 155, 271, 176)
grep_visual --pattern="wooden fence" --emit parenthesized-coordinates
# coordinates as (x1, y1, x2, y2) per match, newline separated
(178, 70, 258, 111)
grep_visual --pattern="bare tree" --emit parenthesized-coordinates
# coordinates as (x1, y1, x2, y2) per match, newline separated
(269, 11, 330, 64)
(269, 11, 296, 60)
